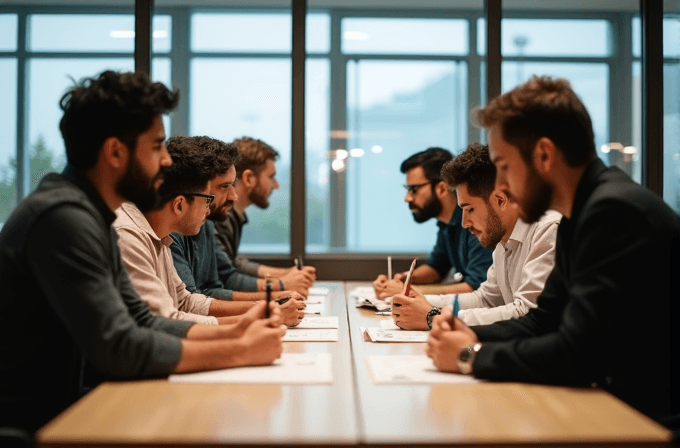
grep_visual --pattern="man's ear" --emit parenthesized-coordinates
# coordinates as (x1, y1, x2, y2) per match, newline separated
(492, 189, 508, 210)
(101, 137, 129, 170)
(172, 196, 184, 214)
(533, 137, 556, 174)
(434, 180, 449, 198)
(241, 169, 256, 189)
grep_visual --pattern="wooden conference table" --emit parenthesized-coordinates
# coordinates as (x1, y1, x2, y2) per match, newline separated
(37, 281, 672, 447)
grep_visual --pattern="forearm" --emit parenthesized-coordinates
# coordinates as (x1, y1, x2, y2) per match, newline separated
(184, 321, 243, 340)
(209, 299, 255, 316)
(410, 265, 442, 284)
(231, 291, 268, 301)
(175, 338, 248, 372)
(415, 282, 473, 295)
(257, 265, 291, 278)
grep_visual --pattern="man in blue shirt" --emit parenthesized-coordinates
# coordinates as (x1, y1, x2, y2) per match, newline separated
(374, 148, 493, 297)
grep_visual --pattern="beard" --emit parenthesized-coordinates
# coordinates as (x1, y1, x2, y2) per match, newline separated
(249, 184, 271, 209)
(410, 193, 443, 223)
(116, 157, 164, 213)
(515, 166, 553, 224)
(479, 203, 505, 248)
(208, 198, 234, 222)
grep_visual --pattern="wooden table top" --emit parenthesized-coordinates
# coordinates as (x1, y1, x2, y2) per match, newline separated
(36, 281, 672, 447)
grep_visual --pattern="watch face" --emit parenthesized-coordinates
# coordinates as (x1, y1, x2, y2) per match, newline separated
(459, 347, 472, 363)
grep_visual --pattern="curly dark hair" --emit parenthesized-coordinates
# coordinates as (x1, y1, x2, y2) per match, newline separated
(158, 135, 240, 205)
(472, 75, 596, 167)
(59, 70, 179, 170)
(232, 136, 280, 177)
(400, 147, 453, 182)
(441, 143, 495, 200)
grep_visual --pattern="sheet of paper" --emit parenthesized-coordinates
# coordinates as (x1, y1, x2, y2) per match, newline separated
(283, 328, 339, 342)
(305, 294, 326, 304)
(308, 287, 329, 295)
(295, 316, 339, 329)
(302, 303, 324, 314)
(365, 355, 481, 385)
(350, 286, 391, 311)
(169, 353, 333, 384)
(379, 319, 400, 330)
(364, 327, 429, 342)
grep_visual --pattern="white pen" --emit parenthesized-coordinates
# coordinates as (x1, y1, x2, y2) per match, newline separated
(387, 256, 392, 279)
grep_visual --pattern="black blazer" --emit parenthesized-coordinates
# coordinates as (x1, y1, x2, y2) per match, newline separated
(472, 158, 679, 420)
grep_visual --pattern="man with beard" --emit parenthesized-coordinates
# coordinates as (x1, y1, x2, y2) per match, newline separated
(213, 137, 316, 290)
(373, 147, 493, 297)
(114, 135, 305, 326)
(0, 71, 286, 434)
(390, 143, 560, 330)
(427, 76, 679, 423)
(169, 136, 311, 301)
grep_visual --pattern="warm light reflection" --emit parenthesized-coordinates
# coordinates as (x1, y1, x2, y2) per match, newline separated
(349, 148, 365, 158)
(334, 149, 349, 160)
(331, 159, 346, 172)
(371, 145, 383, 154)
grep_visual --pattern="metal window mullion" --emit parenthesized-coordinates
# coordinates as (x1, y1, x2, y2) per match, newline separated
(485, 0, 501, 103)
(170, 7, 190, 137)
(468, 16, 481, 144)
(609, 13, 633, 157)
(134, 0, 152, 74)
(291, 0, 306, 258)
(640, 0, 663, 195)
(16, 11, 28, 200)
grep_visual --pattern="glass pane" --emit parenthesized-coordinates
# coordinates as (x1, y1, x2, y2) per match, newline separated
(477, 17, 486, 56)
(502, 19, 610, 57)
(306, 58, 330, 252)
(152, 57, 172, 135)
(343, 60, 467, 252)
(502, 63, 612, 176)
(633, 16, 680, 58)
(28, 14, 170, 54)
(307, 12, 330, 54)
(190, 58, 291, 254)
(0, 14, 18, 51)
(341, 18, 468, 55)
(0, 59, 17, 226)
(27, 59, 135, 192)
(664, 64, 680, 213)
(191, 13, 291, 53)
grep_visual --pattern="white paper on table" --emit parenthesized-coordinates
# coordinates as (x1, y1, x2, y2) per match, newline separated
(295, 316, 339, 329)
(365, 355, 480, 385)
(350, 286, 391, 311)
(283, 328, 339, 342)
(309, 287, 329, 295)
(364, 327, 429, 342)
(379, 319, 400, 330)
(302, 303, 324, 314)
(169, 353, 333, 384)
(305, 294, 326, 304)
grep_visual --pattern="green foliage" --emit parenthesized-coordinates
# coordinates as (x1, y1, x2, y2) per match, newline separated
(0, 136, 66, 224)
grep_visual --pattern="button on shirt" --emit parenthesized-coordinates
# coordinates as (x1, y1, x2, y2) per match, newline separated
(427, 210, 561, 325)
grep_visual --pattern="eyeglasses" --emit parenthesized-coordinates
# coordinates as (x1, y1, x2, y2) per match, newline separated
(403, 181, 435, 195)
(180, 192, 215, 207)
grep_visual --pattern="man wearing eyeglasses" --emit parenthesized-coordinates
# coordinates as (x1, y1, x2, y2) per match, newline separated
(114, 135, 305, 327)
(374, 147, 493, 297)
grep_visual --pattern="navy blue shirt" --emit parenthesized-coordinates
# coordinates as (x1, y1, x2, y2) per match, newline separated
(170, 220, 258, 300)
(426, 206, 493, 289)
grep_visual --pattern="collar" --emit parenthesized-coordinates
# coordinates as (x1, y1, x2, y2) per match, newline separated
(232, 207, 248, 225)
(503, 218, 532, 251)
(118, 202, 171, 245)
(570, 158, 607, 223)
(62, 164, 117, 227)
(437, 206, 462, 229)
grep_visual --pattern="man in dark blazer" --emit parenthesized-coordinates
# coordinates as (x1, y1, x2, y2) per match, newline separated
(427, 75, 679, 423)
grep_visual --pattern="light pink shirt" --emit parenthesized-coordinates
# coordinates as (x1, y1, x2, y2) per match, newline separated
(427, 210, 561, 326)
(114, 202, 218, 325)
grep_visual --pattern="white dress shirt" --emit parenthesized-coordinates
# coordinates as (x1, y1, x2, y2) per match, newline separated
(426, 209, 561, 326)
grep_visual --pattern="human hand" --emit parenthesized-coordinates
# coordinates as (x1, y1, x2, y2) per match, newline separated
(391, 290, 431, 330)
(280, 267, 315, 295)
(426, 310, 478, 373)
(238, 319, 286, 366)
(277, 297, 305, 327)
(273, 290, 305, 301)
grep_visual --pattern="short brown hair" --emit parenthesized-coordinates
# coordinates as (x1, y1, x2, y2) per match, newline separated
(232, 136, 280, 178)
(473, 76, 596, 167)
(441, 143, 495, 200)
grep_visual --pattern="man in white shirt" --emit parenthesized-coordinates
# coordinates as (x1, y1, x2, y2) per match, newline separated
(115, 135, 305, 327)
(392, 143, 560, 329)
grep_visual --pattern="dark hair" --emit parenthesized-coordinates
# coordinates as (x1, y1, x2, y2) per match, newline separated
(400, 147, 453, 183)
(472, 75, 596, 167)
(232, 136, 280, 177)
(59, 70, 179, 170)
(441, 143, 495, 200)
(158, 136, 240, 205)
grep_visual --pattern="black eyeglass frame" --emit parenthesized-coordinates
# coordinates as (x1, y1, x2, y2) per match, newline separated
(179, 192, 215, 206)
(403, 181, 437, 195)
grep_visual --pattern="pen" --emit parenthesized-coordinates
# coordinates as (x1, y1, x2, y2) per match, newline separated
(387, 255, 392, 279)
(401, 258, 417, 295)
(265, 280, 272, 318)
(276, 297, 291, 305)
(295, 255, 303, 270)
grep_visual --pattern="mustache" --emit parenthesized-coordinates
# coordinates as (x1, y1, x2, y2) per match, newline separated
(223, 200, 234, 208)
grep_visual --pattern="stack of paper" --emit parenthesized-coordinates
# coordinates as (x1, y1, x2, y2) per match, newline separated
(350, 286, 391, 312)
(362, 326, 430, 342)
(295, 316, 339, 329)
(283, 328, 339, 342)
(169, 353, 334, 384)
(308, 286, 329, 295)
(365, 355, 481, 384)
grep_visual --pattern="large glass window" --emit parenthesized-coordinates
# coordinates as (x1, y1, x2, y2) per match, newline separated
(663, 11, 680, 213)
(0, 14, 17, 51)
(0, 58, 17, 225)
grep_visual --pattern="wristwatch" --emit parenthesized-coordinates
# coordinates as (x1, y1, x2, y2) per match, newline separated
(426, 307, 441, 329)
(457, 342, 482, 375)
